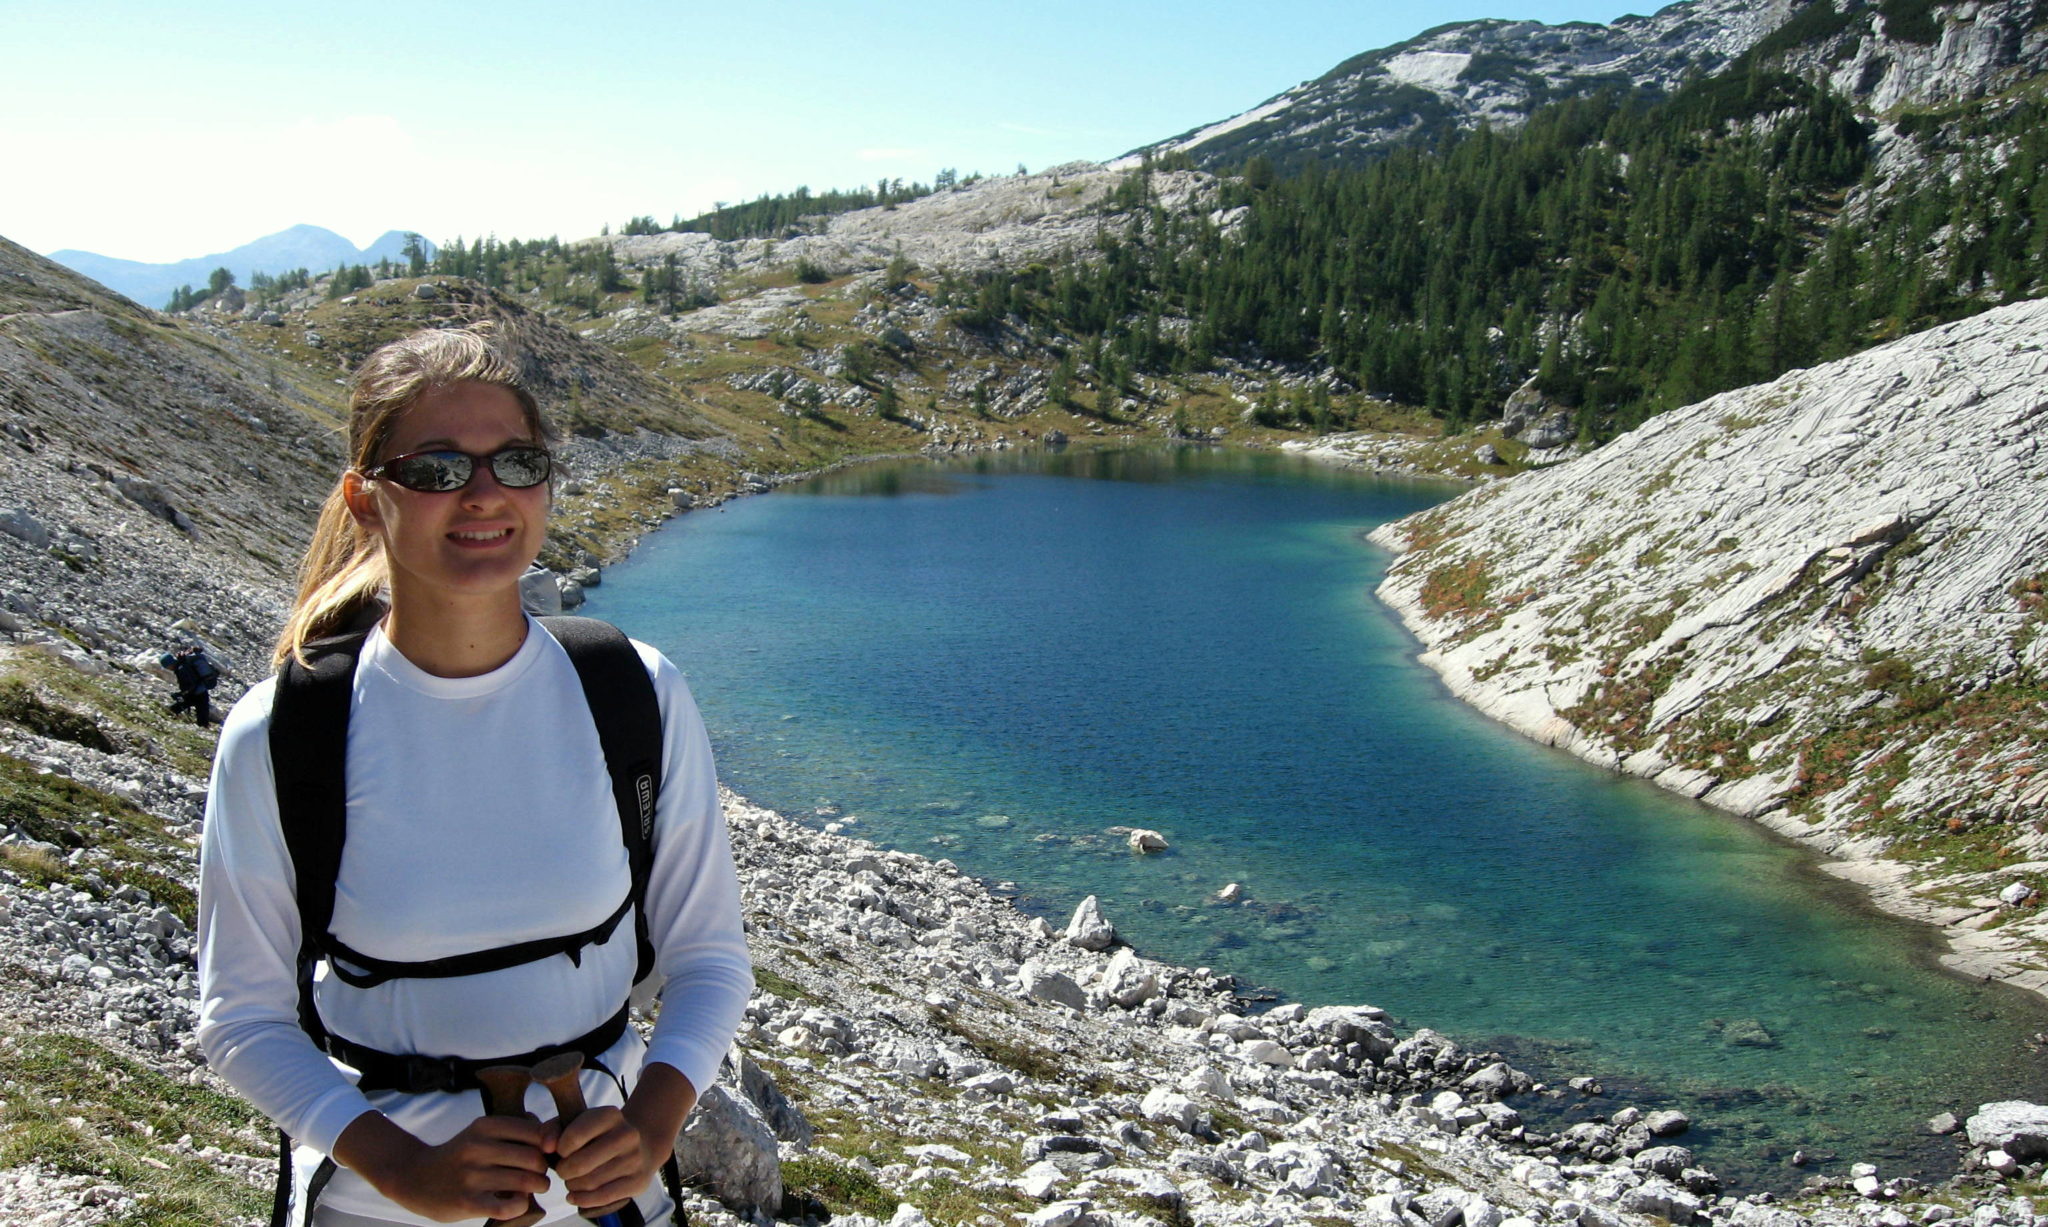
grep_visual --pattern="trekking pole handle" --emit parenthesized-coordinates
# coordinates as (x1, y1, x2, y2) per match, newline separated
(475, 1065, 548, 1227)
(529, 1052, 633, 1224)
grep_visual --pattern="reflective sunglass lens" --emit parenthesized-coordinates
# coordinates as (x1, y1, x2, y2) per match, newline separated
(391, 452, 471, 492)
(490, 448, 551, 488)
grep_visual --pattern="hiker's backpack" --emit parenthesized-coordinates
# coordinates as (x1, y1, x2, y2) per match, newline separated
(263, 613, 677, 1227)
(184, 646, 219, 689)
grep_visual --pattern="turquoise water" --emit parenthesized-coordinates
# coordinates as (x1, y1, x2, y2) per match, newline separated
(585, 448, 2048, 1190)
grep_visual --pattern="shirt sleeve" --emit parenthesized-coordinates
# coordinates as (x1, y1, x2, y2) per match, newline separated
(634, 642, 754, 1098)
(195, 679, 379, 1154)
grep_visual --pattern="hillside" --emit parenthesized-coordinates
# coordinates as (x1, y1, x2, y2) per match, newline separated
(1371, 298, 2048, 992)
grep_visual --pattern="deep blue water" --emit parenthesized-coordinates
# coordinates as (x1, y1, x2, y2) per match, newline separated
(584, 448, 2048, 1190)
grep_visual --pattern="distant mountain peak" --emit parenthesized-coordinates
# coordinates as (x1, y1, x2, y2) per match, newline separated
(46, 225, 433, 311)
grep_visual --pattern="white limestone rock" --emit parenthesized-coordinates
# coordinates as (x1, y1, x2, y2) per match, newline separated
(672, 1084, 781, 1219)
(1064, 894, 1116, 950)
(1967, 1101, 2048, 1160)
(1126, 828, 1168, 853)
(1097, 947, 1160, 1008)
(1020, 961, 1088, 1010)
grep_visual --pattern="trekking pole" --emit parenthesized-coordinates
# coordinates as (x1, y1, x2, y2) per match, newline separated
(530, 1051, 633, 1226)
(476, 1065, 549, 1227)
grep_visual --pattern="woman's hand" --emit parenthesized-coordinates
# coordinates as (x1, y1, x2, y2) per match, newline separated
(335, 1109, 558, 1222)
(555, 1061, 700, 1211)
(553, 1106, 662, 1209)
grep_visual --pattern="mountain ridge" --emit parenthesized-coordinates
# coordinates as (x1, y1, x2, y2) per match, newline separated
(48, 224, 428, 311)
(1121, 0, 2045, 172)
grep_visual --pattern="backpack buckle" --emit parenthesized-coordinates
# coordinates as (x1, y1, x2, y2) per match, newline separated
(399, 1054, 469, 1094)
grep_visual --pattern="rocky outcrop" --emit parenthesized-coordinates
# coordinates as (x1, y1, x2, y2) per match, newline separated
(1371, 297, 2048, 994)
(1780, 0, 2048, 115)
(610, 164, 1216, 294)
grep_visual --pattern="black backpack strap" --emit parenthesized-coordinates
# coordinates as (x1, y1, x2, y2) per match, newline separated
(320, 890, 635, 987)
(269, 625, 372, 1048)
(541, 616, 663, 985)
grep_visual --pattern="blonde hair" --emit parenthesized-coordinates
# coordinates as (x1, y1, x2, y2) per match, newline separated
(273, 325, 552, 668)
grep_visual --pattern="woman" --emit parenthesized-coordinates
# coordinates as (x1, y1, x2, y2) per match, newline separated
(197, 326, 752, 1226)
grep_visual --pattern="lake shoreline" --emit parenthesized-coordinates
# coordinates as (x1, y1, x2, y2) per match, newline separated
(1365, 526, 2048, 1011)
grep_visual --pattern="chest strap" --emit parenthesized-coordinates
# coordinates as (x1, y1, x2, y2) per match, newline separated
(333, 1002, 632, 1095)
(320, 890, 636, 989)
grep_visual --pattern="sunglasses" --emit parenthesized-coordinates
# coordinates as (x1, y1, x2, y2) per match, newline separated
(361, 446, 553, 493)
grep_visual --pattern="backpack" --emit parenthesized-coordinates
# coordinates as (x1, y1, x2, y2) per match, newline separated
(185, 647, 219, 687)
(264, 613, 676, 1227)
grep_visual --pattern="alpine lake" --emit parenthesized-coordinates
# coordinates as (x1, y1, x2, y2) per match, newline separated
(582, 446, 2048, 1192)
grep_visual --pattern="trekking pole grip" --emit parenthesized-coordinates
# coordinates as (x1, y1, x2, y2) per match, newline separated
(529, 1052, 633, 1223)
(475, 1065, 548, 1227)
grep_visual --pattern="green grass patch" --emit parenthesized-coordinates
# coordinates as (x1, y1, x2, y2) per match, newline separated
(924, 1008, 1069, 1083)
(0, 679, 117, 752)
(752, 965, 823, 1004)
(0, 753, 194, 922)
(0, 1032, 270, 1227)
(781, 1153, 897, 1220)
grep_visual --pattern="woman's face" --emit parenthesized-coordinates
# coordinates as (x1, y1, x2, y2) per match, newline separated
(345, 380, 549, 606)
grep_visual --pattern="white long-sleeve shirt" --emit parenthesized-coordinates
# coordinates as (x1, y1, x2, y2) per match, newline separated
(197, 619, 753, 1225)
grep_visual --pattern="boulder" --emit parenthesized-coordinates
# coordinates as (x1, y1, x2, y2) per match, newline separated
(724, 1043, 810, 1146)
(1020, 961, 1088, 1010)
(1620, 1180, 1701, 1224)
(1017, 1160, 1064, 1200)
(518, 566, 563, 615)
(0, 507, 50, 550)
(1966, 1101, 2048, 1160)
(1644, 1109, 1691, 1137)
(1462, 1061, 1531, 1098)
(1126, 828, 1168, 853)
(671, 1084, 780, 1218)
(2001, 881, 2038, 907)
(1140, 1087, 1201, 1133)
(1632, 1146, 1694, 1179)
(1097, 947, 1160, 1008)
(1064, 895, 1115, 950)
(1026, 1201, 1092, 1227)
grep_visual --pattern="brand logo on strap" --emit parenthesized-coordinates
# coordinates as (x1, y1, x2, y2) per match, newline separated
(634, 772, 655, 838)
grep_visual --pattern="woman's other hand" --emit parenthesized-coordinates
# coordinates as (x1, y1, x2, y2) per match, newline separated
(336, 1109, 557, 1222)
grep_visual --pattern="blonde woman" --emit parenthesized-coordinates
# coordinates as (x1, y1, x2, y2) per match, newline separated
(197, 326, 751, 1226)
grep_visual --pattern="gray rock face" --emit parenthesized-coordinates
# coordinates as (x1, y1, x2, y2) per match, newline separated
(672, 1083, 781, 1218)
(1786, 0, 2048, 114)
(1965, 1100, 2048, 1160)
(1372, 298, 2048, 996)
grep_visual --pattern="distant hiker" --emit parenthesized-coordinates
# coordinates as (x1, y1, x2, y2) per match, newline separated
(160, 643, 218, 726)
(195, 325, 749, 1227)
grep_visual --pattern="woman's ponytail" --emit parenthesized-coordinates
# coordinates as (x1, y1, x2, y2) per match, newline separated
(272, 480, 387, 668)
(269, 323, 549, 671)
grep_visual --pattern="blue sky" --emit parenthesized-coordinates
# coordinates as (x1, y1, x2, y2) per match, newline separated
(2, 0, 1636, 263)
